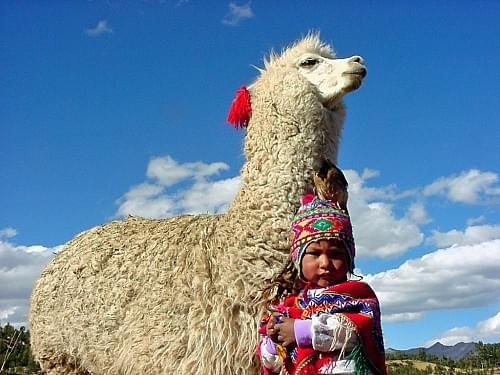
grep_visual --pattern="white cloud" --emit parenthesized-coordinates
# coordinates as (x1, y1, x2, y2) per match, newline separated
(345, 169, 424, 258)
(406, 202, 432, 225)
(345, 168, 500, 259)
(467, 215, 485, 226)
(0, 300, 30, 328)
(115, 183, 175, 218)
(0, 232, 60, 327)
(382, 312, 424, 323)
(428, 224, 500, 247)
(423, 169, 499, 204)
(425, 312, 500, 346)
(361, 169, 380, 180)
(0, 306, 17, 320)
(0, 227, 17, 239)
(365, 239, 500, 321)
(85, 20, 113, 37)
(147, 155, 229, 186)
(180, 176, 241, 214)
(120, 182, 164, 201)
(478, 311, 500, 334)
(222, 2, 253, 26)
(116, 155, 239, 218)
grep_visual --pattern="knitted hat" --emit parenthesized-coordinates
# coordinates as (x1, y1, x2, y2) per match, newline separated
(290, 193, 355, 275)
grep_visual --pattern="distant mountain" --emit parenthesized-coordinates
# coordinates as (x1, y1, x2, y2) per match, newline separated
(387, 342, 477, 360)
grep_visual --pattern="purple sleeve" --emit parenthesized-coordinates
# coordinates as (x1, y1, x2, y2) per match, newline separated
(294, 319, 312, 347)
(264, 336, 277, 355)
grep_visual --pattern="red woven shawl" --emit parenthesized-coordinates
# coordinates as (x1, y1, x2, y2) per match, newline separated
(261, 281, 387, 375)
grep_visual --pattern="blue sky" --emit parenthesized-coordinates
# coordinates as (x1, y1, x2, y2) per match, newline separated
(1, 1, 499, 350)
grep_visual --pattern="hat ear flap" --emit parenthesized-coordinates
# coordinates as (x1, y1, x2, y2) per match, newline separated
(227, 86, 252, 128)
(301, 193, 315, 205)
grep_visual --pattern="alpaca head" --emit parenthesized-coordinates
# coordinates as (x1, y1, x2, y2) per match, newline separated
(295, 50, 366, 110)
(244, 33, 366, 120)
(229, 34, 366, 170)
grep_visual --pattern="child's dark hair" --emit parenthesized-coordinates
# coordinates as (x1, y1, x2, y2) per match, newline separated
(260, 260, 302, 307)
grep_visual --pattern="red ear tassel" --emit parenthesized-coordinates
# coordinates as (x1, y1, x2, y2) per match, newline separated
(227, 86, 252, 128)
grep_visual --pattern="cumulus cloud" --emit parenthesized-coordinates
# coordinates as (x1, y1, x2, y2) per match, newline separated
(85, 20, 113, 37)
(382, 312, 424, 323)
(467, 215, 486, 226)
(423, 169, 499, 204)
(0, 227, 17, 239)
(365, 239, 500, 322)
(406, 202, 432, 225)
(146, 156, 229, 186)
(428, 224, 500, 247)
(0, 306, 17, 321)
(0, 229, 60, 327)
(116, 155, 240, 218)
(116, 183, 176, 218)
(180, 176, 241, 214)
(222, 2, 253, 26)
(345, 169, 424, 258)
(425, 312, 500, 346)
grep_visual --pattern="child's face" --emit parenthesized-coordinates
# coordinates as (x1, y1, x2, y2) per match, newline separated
(301, 239, 348, 288)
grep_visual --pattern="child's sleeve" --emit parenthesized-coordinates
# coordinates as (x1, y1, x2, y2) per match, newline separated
(294, 314, 358, 352)
(259, 337, 282, 373)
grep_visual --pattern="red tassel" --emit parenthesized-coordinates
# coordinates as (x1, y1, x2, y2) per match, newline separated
(227, 86, 252, 128)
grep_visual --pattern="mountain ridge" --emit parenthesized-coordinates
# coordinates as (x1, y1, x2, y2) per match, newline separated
(386, 341, 477, 360)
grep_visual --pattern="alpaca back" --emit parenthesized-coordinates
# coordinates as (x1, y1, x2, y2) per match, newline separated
(30, 214, 219, 374)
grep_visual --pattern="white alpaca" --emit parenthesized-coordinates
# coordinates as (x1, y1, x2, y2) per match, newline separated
(29, 34, 366, 375)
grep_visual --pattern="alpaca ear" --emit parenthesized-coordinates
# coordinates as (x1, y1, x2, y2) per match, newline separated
(227, 86, 252, 128)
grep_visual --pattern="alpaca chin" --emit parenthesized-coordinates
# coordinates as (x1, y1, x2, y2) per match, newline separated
(324, 74, 365, 109)
(343, 74, 364, 93)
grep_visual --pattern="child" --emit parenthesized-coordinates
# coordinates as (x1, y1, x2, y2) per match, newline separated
(257, 166, 386, 375)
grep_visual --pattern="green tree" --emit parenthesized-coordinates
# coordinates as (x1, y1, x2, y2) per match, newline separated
(0, 324, 40, 373)
(416, 348, 427, 361)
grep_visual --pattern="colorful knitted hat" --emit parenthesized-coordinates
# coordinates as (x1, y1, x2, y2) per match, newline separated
(290, 193, 355, 275)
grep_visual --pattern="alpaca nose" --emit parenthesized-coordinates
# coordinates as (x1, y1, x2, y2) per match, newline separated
(349, 56, 364, 64)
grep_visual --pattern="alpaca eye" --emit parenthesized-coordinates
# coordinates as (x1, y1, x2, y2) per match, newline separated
(300, 58, 319, 67)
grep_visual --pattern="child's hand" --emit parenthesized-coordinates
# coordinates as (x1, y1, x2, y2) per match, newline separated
(266, 313, 281, 343)
(274, 317, 296, 347)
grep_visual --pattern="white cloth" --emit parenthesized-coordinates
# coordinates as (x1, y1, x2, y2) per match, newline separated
(311, 313, 358, 353)
(260, 337, 281, 373)
(318, 359, 357, 374)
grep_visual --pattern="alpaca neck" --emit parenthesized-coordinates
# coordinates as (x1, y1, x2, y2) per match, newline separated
(227, 103, 345, 249)
(212, 105, 345, 307)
